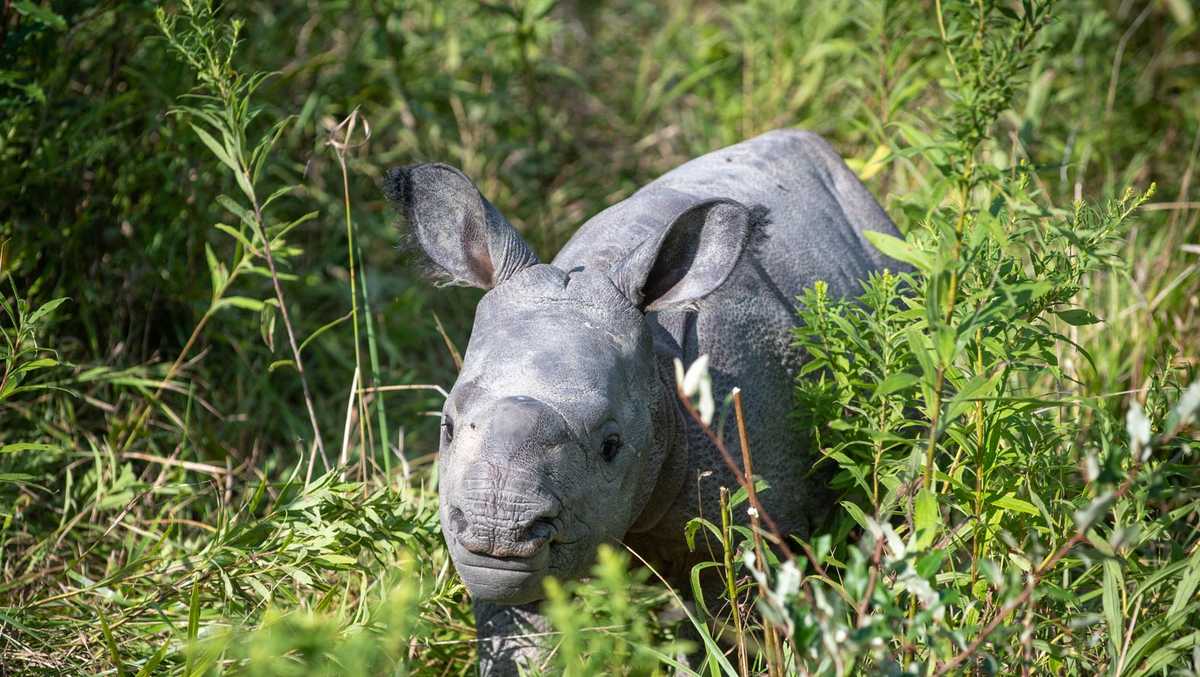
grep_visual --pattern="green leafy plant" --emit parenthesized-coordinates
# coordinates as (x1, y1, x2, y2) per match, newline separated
(153, 0, 325, 461)
(541, 545, 680, 675)
(0, 288, 67, 461)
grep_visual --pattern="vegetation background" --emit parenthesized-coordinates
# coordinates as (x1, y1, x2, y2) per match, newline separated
(2, 0, 1198, 674)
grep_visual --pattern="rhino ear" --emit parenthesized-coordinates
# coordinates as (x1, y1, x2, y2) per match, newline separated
(611, 199, 753, 312)
(384, 163, 539, 289)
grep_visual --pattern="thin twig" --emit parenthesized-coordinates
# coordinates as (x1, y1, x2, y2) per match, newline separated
(856, 535, 885, 627)
(677, 385, 798, 565)
(121, 452, 227, 476)
(328, 108, 371, 474)
(359, 384, 449, 398)
(1104, 3, 1153, 117)
(718, 487, 750, 677)
(733, 389, 784, 673)
(248, 182, 326, 463)
(1142, 201, 1200, 211)
(677, 385, 838, 585)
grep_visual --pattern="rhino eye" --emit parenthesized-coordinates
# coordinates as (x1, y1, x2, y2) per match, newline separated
(442, 415, 455, 444)
(601, 433, 622, 463)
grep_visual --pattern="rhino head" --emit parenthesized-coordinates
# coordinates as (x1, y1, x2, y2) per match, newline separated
(385, 163, 752, 604)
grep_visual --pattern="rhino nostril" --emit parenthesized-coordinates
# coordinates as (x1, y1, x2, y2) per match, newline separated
(449, 507, 468, 535)
(521, 518, 557, 545)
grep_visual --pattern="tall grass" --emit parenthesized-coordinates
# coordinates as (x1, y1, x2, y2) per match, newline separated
(1, 0, 1197, 674)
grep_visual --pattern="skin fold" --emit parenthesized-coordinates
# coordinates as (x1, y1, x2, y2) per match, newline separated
(384, 129, 904, 675)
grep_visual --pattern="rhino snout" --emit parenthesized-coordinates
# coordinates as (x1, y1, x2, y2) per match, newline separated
(445, 486, 563, 604)
(448, 495, 560, 560)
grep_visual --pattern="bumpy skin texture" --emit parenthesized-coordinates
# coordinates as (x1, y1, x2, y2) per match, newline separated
(473, 602, 553, 675)
(385, 129, 903, 676)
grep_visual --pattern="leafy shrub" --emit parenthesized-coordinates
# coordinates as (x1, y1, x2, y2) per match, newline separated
(770, 2, 1200, 673)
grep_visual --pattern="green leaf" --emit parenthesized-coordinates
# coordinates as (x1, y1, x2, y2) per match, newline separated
(906, 328, 936, 381)
(1164, 0, 1194, 25)
(528, 0, 559, 22)
(0, 70, 45, 102)
(187, 579, 201, 656)
(0, 473, 35, 483)
(134, 641, 168, 677)
(1137, 630, 1200, 675)
(190, 123, 240, 175)
(12, 0, 66, 30)
(874, 372, 918, 399)
(298, 310, 353, 354)
(9, 357, 60, 378)
(1055, 308, 1101, 326)
(1103, 559, 1124, 658)
(317, 554, 358, 566)
(246, 575, 271, 602)
(944, 373, 1000, 427)
(916, 549, 947, 578)
(992, 494, 1040, 516)
(214, 223, 257, 251)
(235, 168, 256, 203)
(204, 243, 227, 299)
(0, 442, 62, 454)
(934, 325, 956, 368)
(863, 230, 932, 272)
(840, 501, 870, 531)
(251, 118, 294, 183)
(288, 566, 313, 587)
(216, 195, 257, 228)
(729, 478, 769, 508)
(260, 302, 277, 352)
(913, 488, 939, 549)
(1168, 547, 1200, 618)
(97, 608, 126, 677)
(213, 296, 266, 312)
(684, 516, 724, 552)
(684, 564, 740, 676)
(26, 297, 69, 325)
(260, 184, 296, 210)
(269, 211, 318, 244)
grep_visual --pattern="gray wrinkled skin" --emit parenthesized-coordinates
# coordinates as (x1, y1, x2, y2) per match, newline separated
(384, 129, 903, 675)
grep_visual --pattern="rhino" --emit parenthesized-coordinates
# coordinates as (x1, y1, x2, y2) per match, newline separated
(384, 129, 902, 674)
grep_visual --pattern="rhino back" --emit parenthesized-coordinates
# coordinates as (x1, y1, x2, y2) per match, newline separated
(552, 128, 901, 301)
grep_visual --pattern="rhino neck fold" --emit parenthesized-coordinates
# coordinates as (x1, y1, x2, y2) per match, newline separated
(627, 358, 688, 533)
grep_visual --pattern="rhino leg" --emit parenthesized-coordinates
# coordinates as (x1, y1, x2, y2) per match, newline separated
(473, 600, 552, 676)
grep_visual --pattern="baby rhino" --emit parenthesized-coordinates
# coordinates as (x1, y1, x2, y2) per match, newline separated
(384, 129, 903, 675)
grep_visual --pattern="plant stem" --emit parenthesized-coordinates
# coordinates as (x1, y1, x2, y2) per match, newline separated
(934, 0, 961, 84)
(856, 532, 885, 624)
(720, 486, 749, 677)
(677, 384, 801, 567)
(922, 175, 973, 490)
(970, 328, 986, 583)
(359, 247, 390, 476)
(247, 177, 325, 463)
(339, 148, 366, 464)
(732, 389, 784, 674)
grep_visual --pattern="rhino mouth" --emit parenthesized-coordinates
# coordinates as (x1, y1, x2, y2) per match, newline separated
(452, 542, 551, 572)
(449, 539, 553, 603)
